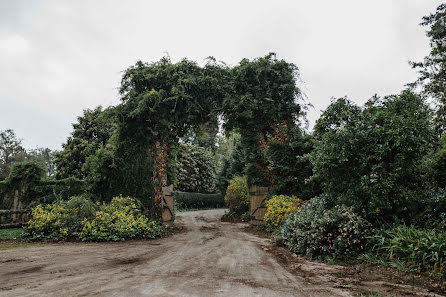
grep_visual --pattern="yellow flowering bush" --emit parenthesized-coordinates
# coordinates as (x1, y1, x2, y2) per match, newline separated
(27, 202, 71, 240)
(264, 195, 301, 230)
(27, 196, 166, 242)
(79, 196, 165, 241)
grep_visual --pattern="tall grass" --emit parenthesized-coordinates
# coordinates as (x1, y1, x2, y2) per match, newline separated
(361, 225, 446, 277)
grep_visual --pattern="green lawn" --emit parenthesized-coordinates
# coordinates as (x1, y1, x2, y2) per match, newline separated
(0, 228, 25, 240)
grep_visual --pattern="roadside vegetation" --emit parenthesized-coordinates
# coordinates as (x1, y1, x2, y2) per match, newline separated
(220, 3, 446, 283)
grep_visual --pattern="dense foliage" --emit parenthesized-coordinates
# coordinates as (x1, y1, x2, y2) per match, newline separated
(224, 176, 249, 216)
(277, 198, 370, 260)
(27, 195, 95, 240)
(175, 144, 217, 193)
(216, 133, 246, 195)
(27, 196, 166, 241)
(115, 57, 228, 212)
(0, 129, 26, 180)
(222, 53, 303, 186)
(264, 195, 301, 230)
(266, 128, 320, 199)
(55, 107, 116, 180)
(411, 3, 446, 137)
(173, 191, 224, 210)
(429, 135, 446, 188)
(80, 196, 165, 241)
(364, 225, 446, 276)
(0, 129, 56, 180)
(312, 91, 433, 224)
(0, 161, 84, 209)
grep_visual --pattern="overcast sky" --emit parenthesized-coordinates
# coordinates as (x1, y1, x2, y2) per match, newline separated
(0, 0, 443, 150)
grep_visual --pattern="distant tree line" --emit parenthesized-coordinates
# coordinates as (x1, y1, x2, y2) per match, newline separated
(0, 129, 56, 180)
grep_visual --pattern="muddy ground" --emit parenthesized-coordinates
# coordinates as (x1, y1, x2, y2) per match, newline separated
(0, 209, 444, 297)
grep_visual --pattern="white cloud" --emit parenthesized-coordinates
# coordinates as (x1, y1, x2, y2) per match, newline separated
(0, 33, 30, 56)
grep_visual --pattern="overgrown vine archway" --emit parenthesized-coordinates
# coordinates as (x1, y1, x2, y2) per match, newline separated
(114, 53, 303, 217)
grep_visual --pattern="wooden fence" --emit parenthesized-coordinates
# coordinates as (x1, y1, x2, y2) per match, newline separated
(161, 185, 175, 223)
(0, 209, 29, 229)
(249, 186, 269, 225)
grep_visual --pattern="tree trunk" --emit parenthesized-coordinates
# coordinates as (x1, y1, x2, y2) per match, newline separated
(151, 138, 168, 217)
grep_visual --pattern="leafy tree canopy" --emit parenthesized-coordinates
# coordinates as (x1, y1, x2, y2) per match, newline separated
(116, 57, 229, 209)
(222, 53, 304, 186)
(0, 129, 26, 180)
(411, 3, 446, 137)
(312, 90, 433, 224)
(55, 106, 117, 179)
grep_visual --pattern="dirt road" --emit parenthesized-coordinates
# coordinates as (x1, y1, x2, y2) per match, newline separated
(0, 210, 442, 297)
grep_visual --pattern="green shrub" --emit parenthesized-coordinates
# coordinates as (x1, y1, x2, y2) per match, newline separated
(65, 194, 97, 230)
(27, 194, 98, 241)
(80, 196, 165, 241)
(264, 195, 301, 230)
(363, 225, 446, 276)
(27, 201, 71, 240)
(27, 196, 165, 242)
(173, 191, 224, 210)
(224, 176, 249, 216)
(277, 197, 370, 259)
(312, 91, 433, 224)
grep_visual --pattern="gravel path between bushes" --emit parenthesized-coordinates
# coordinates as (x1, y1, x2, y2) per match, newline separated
(0, 209, 443, 297)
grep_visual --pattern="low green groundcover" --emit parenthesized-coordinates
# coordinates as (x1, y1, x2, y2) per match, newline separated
(0, 228, 25, 240)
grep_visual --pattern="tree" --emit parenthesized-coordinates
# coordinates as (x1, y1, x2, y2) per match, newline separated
(27, 147, 57, 178)
(175, 144, 217, 193)
(55, 106, 116, 179)
(216, 132, 246, 194)
(312, 90, 433, 224)
(0, 129, 26, 180)
(222, 53, 303, 186)
(428, 134, 446, 188)
(411, 3, 446, 137)
(266, 126, 321, 200)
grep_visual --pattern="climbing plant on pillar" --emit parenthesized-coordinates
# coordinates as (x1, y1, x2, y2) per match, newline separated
(118, 57, 229, 216)
(222, 53, 303, 187)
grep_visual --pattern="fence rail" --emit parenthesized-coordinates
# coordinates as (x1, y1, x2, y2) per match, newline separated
(0, 209, 29, 229)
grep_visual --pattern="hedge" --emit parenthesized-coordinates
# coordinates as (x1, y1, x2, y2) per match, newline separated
(173, 191, 224, 210)
(1, 162, 85, 209)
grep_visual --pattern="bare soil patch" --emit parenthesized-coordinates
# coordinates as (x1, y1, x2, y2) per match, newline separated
(244, 225, 446, 297)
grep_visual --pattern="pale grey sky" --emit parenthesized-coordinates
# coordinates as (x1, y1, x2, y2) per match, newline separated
(0, 0, 443, 150)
